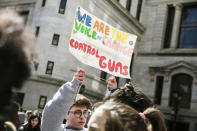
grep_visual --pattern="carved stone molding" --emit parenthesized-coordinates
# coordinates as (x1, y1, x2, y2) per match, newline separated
(149, 61, 197, 84)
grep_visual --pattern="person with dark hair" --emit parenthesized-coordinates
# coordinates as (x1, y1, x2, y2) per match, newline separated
(0, 8, 34, 130)
(89, 76, 166, 131)
(41, 69, 92, 131)
(105, 76, 118, 96)
(88, 100, 166, 131)
(104, 76, 154, 112)
(18, 114, 41, 131)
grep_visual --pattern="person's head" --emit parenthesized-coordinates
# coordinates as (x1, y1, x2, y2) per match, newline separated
(65, 94, 91, 130)
(107, 76, 117, 89)
(0, 8, 34, 125)
(88, 100, 166, 131)
(25, 110, 33, 123)
(28, 114, 41, 129)
(104, 81, 154, 112)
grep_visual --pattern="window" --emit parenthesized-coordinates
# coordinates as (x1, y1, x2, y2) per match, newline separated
(52, 34, 60, 46)
(38, 96, 47, 109)
(178, 5, 197, 48)
(42, 0, 46, 7)
(35, 26, 40, 37)
(126, 0, 132, 11)
(100, 71, 107, 82)
(16, 92, 25, 107)
(46, 61, 54, 75)
(163, 6, 175, 48)
(136, 0, 143, 20)
(169, 74, 192, 109)
(59, 0, 67, 14)
(20, 11, 29, 25)
(154, 76, 164, 105)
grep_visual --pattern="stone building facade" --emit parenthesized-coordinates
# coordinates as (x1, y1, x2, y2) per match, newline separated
(132, 0, 197, 130)
(0, 0, 144, 112)
(1, 0, 196, 130)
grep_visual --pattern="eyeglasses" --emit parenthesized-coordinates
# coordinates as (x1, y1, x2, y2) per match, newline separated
(68, 110, 90, 118)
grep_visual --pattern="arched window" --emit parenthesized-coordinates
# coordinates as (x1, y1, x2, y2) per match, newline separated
(169, 73, 193, 109)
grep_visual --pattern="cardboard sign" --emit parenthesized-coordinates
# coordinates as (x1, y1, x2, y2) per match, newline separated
(69, 7, 137, 78)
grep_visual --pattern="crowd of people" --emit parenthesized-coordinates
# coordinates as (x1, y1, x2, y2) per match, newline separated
(41, 70, 167, 131)
(17, 109, 41, 131)
(0, 8, 167, 131)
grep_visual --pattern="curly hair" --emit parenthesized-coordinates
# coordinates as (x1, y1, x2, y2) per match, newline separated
(103, 81, 154, 112)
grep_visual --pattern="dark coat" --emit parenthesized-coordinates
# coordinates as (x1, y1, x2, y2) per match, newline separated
(18, 123, 40, 131)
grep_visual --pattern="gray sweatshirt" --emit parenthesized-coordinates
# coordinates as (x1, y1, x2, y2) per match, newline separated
(41, 78, 87, 131)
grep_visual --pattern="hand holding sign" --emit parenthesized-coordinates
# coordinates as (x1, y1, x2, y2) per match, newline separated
(107, 76, 117, 90)
(75, 69, 85, 84)
(69, 7, 137, 78)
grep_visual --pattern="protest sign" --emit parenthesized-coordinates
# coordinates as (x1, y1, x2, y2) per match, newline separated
(69, 7, 137, 78)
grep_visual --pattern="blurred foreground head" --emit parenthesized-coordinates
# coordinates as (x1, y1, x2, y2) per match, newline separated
(0, 8, 34, 124)
(90, 79, 166, 131)
(88, 100, 167, 131)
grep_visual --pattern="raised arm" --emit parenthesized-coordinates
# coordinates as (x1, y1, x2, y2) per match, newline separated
(41, 69, 85, 131)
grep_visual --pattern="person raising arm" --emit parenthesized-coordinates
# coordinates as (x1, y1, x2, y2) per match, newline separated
(41, 69, 91, 131)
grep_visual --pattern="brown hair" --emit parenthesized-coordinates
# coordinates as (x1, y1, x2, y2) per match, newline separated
(71, 94, 91, 109)
(89, 100, 166, 131)
(144, 107, 167, 131)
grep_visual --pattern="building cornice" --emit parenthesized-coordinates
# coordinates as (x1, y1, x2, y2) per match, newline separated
(30, 74, 105, 99)
(90, 0, 145, 39)
(149, 61, 197, 83)
(30, 74, 66, 86)
(138, 48, 197, 56)
(105, 0, 145, 32)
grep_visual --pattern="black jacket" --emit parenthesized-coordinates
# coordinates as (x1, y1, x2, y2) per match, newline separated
(18, 123, 40, 131)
